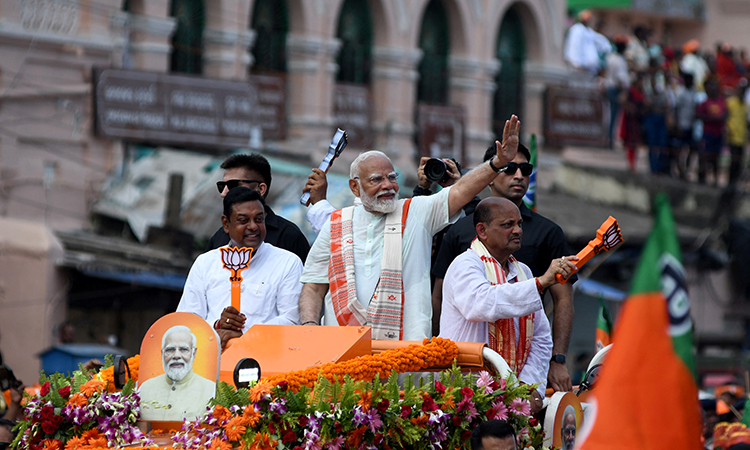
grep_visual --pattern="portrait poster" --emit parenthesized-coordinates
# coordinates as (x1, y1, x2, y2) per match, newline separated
(138, 312, 221, 422)
(543, 391, 584, 450)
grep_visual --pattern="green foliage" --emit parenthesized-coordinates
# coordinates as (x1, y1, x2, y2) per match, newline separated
(211, 381, 250, 408)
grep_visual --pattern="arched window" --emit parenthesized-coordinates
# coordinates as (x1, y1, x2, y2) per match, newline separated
(417, 0, 449, 105)
(336, 0, 372, 84)
(169, 0, 204, 74)
(493, 8, 525, 137)
(251, 0, 288, 73)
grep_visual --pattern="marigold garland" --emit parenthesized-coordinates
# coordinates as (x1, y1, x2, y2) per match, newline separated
(263, 337, 459, 390)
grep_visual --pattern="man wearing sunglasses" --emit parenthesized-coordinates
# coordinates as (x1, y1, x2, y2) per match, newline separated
(206, 154, 310, 263)
(432, 143, 577, 393)
(299, 116, 522, 341)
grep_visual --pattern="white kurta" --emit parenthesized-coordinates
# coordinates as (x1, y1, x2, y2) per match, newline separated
(177, 242, 303, 332)
(440, 249, 553, 394)
(301, 187, 459, 340)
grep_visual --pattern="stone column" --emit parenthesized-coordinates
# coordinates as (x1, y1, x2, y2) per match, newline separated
(523, 61, 570, 146)
(448, 56, 500, 167)
(285, 34, 341, 153)
(202, 0, 253, 80)
(111, 12, 176, 72)
(369, 45, 422, 171)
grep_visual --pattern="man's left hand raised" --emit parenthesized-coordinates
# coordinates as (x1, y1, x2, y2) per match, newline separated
(495, 114, 520, 166)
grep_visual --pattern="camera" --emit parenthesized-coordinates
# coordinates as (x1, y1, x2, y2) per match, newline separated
(0, 364, 20, 391)
(424, 157, 461, 184)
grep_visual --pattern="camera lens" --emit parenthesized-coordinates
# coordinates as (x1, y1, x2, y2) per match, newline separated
(424, 158, 448, 183)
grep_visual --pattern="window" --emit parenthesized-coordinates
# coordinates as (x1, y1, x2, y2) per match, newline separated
(493, 8, 525, 138)
(336, 0, 373, 84)
(169, 0, 205, 74)
(251, 0, 288, 73)
(417, 0, 449, 105)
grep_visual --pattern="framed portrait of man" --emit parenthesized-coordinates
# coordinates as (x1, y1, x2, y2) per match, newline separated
(138, 312, 221, 422)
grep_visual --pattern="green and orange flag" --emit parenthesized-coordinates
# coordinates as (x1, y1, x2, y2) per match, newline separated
(595, 297, 613, 352)
(577, 193, 701, 449)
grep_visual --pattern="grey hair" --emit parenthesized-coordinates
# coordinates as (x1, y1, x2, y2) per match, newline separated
(162, 325, 197, 349)
(350, 150, 391, 179)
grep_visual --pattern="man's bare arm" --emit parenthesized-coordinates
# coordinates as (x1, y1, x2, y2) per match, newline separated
(299, 283, 329, 325)
(447, 115, 520, 216)
(547, 282, 575, 391)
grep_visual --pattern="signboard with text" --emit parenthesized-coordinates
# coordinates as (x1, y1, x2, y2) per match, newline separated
(416, 104, 465, 163)
(93, 68, 286, 149)
(333, 83, 371, 148)
(544, 86, 609, 148)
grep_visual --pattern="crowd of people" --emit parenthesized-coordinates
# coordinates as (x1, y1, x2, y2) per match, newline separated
(565, 10, 750, 186)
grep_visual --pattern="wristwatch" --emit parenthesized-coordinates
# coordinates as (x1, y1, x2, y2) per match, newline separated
(550, 354, 566, 364)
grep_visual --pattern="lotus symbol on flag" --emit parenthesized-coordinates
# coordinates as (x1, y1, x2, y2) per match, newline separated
(221, 247, 253, 281)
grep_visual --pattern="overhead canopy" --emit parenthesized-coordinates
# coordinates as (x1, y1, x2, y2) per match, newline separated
(568, 0, 631, 12)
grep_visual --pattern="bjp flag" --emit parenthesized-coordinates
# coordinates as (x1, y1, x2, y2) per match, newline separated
(576, 194, 702, 450)
(595, 298, 613, 352)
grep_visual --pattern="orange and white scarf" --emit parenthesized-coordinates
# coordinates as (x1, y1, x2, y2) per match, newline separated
(329, 199, 411, 340)
(470, 237, 535, 374)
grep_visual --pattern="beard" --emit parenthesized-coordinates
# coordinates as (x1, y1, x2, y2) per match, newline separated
(361, 189, 397, 214)
(164, 357, 193, 382)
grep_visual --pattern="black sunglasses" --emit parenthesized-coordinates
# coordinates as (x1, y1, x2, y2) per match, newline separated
(216, 179, 263, 193)
(499, 162, 533, 176)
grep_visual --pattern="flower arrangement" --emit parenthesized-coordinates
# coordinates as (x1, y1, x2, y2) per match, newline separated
(11, 356, 152, 450)
(264, 338, 459, 391)
(172, 364, 546, 450)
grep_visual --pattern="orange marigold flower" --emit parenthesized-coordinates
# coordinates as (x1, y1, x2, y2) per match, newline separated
(41, 439, 61, 450)
(80, 379, 106, 397)
(224, 416, 247, 441)
(347, 426, 367, 448)
(209, 437, 232, 450)
(80, 429, 100, 443)
(213, 405, 232, 423)
(441, 396, 455, 412)
(243, 404, 262, 427)
(64, 437, 85, 450)
(249, 381, 273, 403)
(67, 393, 88, 407)
(358, 390, 372, 410)
(411, 414, 429, 428)
(250, 432, 278, 450)
(88, 437, 108, 448)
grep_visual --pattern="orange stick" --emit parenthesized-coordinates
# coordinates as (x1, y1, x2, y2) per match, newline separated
(221, 247, 254, 311)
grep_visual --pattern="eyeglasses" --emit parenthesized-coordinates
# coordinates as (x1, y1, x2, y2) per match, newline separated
(499, 162, 533, 176)
(163, 346, 193, 357)
(354, 173, 399, 185)
(216, 179, 263, 193)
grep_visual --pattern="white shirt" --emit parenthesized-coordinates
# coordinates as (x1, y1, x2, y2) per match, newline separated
(564, 23, 610, 75)
(306, 199, 336, 235)
(177, 242, 303, 332)
(604, 52, 629, 90)
(440, 249, 552, 394)
(301, 187, 459, 340)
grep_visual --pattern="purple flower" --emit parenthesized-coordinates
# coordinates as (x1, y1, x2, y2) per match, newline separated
(326, 436, 344, 450)
(491, 401, 509, 421)
(367, 409, 382, 433)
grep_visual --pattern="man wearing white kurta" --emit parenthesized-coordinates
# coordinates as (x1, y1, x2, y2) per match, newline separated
(299, 116, 523, 341)
(177, 188, 302, 346)
(440, 197, 577, 412)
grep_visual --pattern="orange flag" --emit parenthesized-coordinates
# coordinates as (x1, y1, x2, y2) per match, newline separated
(577, 194, 701, 449)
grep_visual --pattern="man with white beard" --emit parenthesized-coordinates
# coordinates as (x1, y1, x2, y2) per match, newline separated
(299, 116, 522, 340)
(138, 325, 216, 421)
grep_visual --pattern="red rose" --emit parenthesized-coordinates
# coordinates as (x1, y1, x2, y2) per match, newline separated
(451, 416, 463, 427)
(400, 405, 412, 419)
(376, 399, 390, 414)
(434, 381, 446, 396)
(58, 386, 71, 399)
(282, 430, 297, 444)
(461, 430, 472, 441)
(334, 421, 342, 434)
(41, 421, 58, 435)
(51, 416, 63, 426)
(298, 416, 309, 427)
(40, 382, 50, 397)
(374, 433, 384, 445)
(268, 422, 276, 434)
(486, 408, 496, 420)
(276, 381, 288, 392)
(460, 387, 474, 398)
(40, 406, 54, 422)
(529, 417, 539, 427)
(421, 395, 438, 412)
